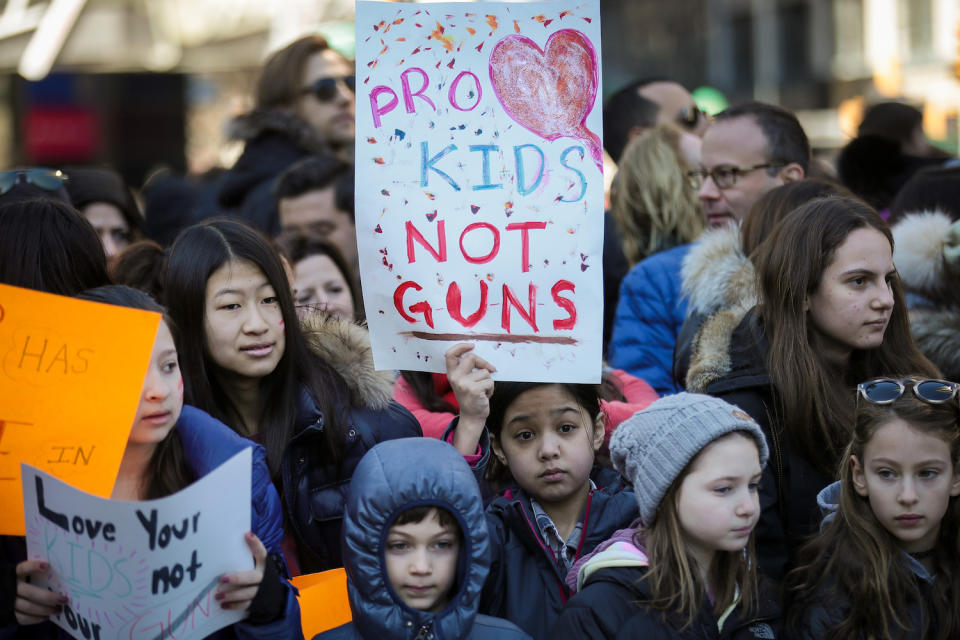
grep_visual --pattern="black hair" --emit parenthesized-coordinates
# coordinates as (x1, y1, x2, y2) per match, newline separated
(0, 198, 110, 295)
(275, 231, 363, 321)
(75, 285, 194, 499)
(715, 101, 811, 173)
(164, 218, 351, 476)
(889, 164, 960, 224)
(602, 77, 670, 163)
(274, 155, 353, 213)
(110, 240, 167, 302)
(393, 505, 460, 535)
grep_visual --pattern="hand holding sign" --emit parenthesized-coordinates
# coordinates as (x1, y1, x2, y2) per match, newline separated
(489, 29, 602, 169)
(14, 559, 67, 625)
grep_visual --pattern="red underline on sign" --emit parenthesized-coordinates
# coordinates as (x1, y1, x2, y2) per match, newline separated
(400, 331, 577, 345)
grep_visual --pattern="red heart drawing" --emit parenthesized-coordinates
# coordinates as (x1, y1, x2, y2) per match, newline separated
(489, 29, 601, 169)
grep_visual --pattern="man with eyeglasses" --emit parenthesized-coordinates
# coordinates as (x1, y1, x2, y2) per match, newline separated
(692, 102, 809, 229)
(219, 35, 357, 235)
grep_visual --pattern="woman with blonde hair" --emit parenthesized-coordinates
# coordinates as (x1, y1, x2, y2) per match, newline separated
(611, 123, 703, 267)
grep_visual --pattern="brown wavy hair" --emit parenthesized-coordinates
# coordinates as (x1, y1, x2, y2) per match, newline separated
(641, 432, 761, 630)
(611, 123, 703, 267)
(755, 196, 939, 476)
(785, 391, 960, 639)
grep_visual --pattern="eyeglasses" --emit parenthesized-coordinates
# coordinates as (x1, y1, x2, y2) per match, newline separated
(300, 76, 356, 102)
(0, 168, 67, 195)
(677, 105, 704, 131)
(687, 163, 784, 190)
(857, 378, 960, 405)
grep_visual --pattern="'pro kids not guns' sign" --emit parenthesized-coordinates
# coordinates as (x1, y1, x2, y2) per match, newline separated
(355, 0, 603, 382)
(22, 448, 253, 640)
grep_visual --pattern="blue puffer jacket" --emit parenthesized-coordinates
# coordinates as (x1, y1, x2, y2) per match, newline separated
(1, 405, 302, 640)
(608, 243, 691, 395)
(316, 438, 530, 640)
(280, 317, 423, 573)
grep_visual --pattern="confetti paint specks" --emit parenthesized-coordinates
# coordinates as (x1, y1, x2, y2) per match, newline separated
(366, 137, 377, 144)
(374, 224, 383, 233)
(424, 192, 436, 200)
(426, 210, 438, 222)
(470, 205, 481, 214)
(373, 157, 386, 165)
(380, 189, 391, 196)
(486, 15, 499, 33)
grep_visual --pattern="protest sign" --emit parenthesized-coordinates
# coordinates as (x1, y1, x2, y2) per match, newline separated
(0, 283, 160, 535)
(22, 447, 253, 640)
(355, 0, 603, 382)
(291, 568, 351, 637)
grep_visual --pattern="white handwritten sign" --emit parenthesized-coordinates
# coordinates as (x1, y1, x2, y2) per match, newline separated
(355, 0, 603, 382)
(22, 448, 253, 640)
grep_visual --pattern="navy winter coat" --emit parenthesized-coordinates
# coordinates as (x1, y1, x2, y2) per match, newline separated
(552, 566, 781, 640)
(608, 243, 692, 395)
(280, 318, 423, 573)
(316, 438, 529, 640)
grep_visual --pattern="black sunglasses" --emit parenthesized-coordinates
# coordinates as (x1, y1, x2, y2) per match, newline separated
(857, 377, 960, 405)
(0, 168, 67, 195)
(301, 76, 356, 102)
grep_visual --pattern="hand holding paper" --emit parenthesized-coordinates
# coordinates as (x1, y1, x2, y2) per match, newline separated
(14, 559, 67, 625)
(215, 532, 267, 611)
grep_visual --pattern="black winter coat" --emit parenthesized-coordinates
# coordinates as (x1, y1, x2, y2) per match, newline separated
(279, 317, 423, 573)
(480, 466, 638, 640)
(699, 311, 833, 580)
(551, 566, 781, 640)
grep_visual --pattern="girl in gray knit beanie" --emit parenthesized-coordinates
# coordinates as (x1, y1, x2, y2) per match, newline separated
(552, 393, 780, 638)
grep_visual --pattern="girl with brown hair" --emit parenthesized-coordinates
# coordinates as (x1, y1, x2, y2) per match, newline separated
(786, 379, 960, 639)
(687, 196, 939, 579)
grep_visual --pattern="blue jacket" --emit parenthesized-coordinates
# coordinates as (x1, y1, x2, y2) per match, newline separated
(316, 438, 529, 640)
(1, 405, 302, 640)
(281, 317, 423, 573)
(608, 243, 691, 395)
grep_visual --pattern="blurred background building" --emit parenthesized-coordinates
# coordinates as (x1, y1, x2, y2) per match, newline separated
(0, 0, 955, 186)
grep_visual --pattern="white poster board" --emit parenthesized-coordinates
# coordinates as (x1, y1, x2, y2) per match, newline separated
(355, 0, 603, 382)
(22, 448, 253, 640)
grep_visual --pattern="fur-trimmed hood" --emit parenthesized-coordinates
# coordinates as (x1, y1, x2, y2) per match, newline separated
(909, 308, 960, 381)
(301, 313, 395, 411)
(680, 224, 756, 316)
(225, 108, 336, 155)
(892, 209, 960, 302)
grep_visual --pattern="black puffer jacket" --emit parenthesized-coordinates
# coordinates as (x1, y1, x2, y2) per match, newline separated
(688, 310, 833, 580)
(280, 317, 422, 573)
(317, 438, 529, 640)
(480, 466, 638, 639)
(219, 110, 342, 234)
(553, 565, 781, 640)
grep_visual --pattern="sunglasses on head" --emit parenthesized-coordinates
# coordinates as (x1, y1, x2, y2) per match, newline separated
(677, 105, 703, 131)
(857, 377, 960, 405)
(0, 168, 67, 195)
(301, 76, 356, 102)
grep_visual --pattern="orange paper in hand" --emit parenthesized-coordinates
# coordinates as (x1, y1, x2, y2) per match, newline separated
(292, 568, 352, 637)
(0, 284, 160, 535)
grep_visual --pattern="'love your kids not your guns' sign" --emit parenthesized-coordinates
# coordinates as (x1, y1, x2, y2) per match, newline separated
(22, 448, 253, 640)
(0, 283, 160, 536)
(355, 0, 604, 382)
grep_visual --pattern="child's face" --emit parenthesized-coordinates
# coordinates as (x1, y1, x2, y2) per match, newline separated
(851, 417, 960, 553)
(203, 259, 286, 381)
(130, 321, 183, 447)
(675, 433, 762, 570)
(385, 509, 460, 614)
(491, 385, 604, 507)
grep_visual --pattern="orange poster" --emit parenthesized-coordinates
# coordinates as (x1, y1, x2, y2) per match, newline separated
(291, 568, 352, 637)
(0, 283, 160, 535)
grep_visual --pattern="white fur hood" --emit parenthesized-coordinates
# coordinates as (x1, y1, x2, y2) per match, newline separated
(681, 224, 757, 316)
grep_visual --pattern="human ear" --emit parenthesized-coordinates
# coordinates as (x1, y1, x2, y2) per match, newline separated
(779, 163, 805, 183)
(490, 435, 508, 466)
(950, 465, 960, 497)
(851, 455, 868, 496)
(591, 413, 606, 451)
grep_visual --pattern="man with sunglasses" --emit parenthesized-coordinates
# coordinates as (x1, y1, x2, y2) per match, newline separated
(692, 101, 808, 229)
(220, 35, 356, 235)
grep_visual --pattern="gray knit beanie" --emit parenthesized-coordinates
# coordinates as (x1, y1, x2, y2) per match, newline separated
(609, 392, 769, 525)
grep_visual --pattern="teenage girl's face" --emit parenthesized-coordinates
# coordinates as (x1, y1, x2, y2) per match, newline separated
(130, 321, 182, 448)
(491, 385, 604, 507)
(203, 259, 286, 382)
(675, 433, 761, 570)
(851, 417, 960, 553)
(806, 227, 895, 363)
(293, 254, 356, 321)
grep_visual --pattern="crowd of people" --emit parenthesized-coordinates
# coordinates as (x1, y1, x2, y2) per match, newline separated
(3, 31, 960, 640)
